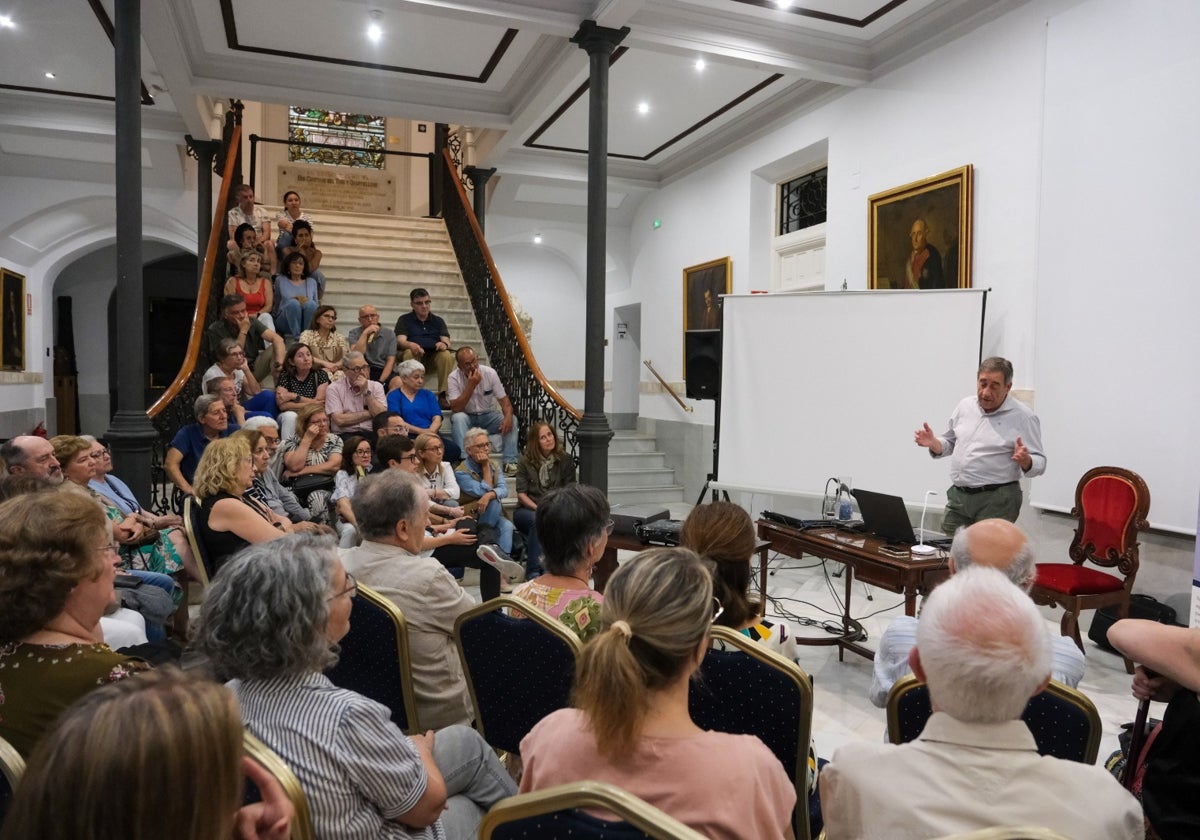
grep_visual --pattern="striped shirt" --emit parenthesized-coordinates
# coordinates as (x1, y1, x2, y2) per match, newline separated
(230, 672, 442, 840)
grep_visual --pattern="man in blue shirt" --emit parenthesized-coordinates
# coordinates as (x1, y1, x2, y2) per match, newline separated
(395, 287, 455, 399)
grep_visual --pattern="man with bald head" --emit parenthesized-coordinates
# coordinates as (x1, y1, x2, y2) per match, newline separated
(0, 435, 63, 484)
(868, 518, 1084, 706)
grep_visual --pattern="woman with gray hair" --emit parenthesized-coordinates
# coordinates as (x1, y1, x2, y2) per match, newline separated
(163, 393, 236, 496)
(519, 547, 796, 838)
(195, 534, 516, 840)
(387, 359, 461, 462)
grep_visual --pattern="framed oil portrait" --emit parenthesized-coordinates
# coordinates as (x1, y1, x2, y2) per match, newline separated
(682, 257, 730, 379)
(1, 268, 25, 372)
(868, 165, 973, 290)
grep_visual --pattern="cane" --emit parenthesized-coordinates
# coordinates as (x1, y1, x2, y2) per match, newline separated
(1122, 667, 1156, 790)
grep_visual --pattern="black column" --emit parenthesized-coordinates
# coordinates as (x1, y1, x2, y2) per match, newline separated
(430, 123, 449, 218)
(570, 20, 627, 492)
(186, 135, 218, 284)
(462, 166, 497, 234)
(105, 0, 156, 503)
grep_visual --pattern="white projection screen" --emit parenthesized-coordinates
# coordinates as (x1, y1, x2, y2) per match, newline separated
(715, 289, 985, 508)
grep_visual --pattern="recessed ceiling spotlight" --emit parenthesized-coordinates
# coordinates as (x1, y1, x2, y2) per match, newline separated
(637, 101, 650, 115)
(367, 9, 383, 43)
(694, 58, 706, 72)
(774, 0, 794, 9)
(0, 15, 15, 28)
(44, 72, 56, 79)
(533, 233, 543, 244)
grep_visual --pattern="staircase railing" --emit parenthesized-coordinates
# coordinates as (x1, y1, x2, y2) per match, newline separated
(439, 149, 583, 457)
(144, 124, 242, 514)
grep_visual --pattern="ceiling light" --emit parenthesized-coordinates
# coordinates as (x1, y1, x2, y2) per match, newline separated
(774, 0, 794, 9)
(0, 15, 15, 28)
(44, 72, 56, 79)
(694, 58, 706, 72)
(533, 233, 543, 244)
(367, 9, 383, 43)
(637, 101, 650, 115)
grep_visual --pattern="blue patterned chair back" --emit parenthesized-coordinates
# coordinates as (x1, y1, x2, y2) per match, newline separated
(454, 596, 580, 754)
(325, 584, 421, 734)
(887, 675, 1100, 763)
(687, 626, 813, 840)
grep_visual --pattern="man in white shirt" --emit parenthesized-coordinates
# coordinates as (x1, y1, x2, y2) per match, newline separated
(446, 345, 518, 474)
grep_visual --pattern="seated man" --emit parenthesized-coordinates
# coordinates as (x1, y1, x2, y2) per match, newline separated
(342, 470, 476, 729)
(225, 184, 275, 274)
(821, 567, 1143, 840)
(205, 376, 247, 429)
(163, 394, 237, 497)
(372, 410, 409, 439)
(325, 351, 388, 440)
(0, 435, 64, 484)
(455, 427, 514, 555)
(203, 294, 285, 387)
(395, 288, 455, 397)
(447, 346, 518, 475)
(346, 305, 396, 386)
(869, 518, 1085, 706)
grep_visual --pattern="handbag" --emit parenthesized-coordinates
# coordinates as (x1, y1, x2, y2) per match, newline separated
(285, 473, 336, 494)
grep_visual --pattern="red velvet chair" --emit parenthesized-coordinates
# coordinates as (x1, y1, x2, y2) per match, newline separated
(1030, 467, 1150, 673)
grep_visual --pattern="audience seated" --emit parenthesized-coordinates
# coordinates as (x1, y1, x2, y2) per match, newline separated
(394, 288, 455, 397)
(203, 294, 285, 388)
(373, 409, 410, 444)
(0, 491, 151, 760)
(509, 484, 605, 641)
(207, 375, 248, 428)
(343, 470, 479, 729)
(164, 394, 238, 497)
(513, 421, 577, 577)
(347, 305, 397, 386)
(225, 184, 275, 275)
(224, 246, 275, 333)
(520, 547, 796, 839)
(869, 519, 1086, 707)
(274, 251, 320, 340)
(0, 434, 64, 483)
(298, 305, 349, 380)
(387, 359, 462, 462)
(193, 436, 285, 575)
(447, 346, 519, 474)
(240, 417, 309, 523)
(280, 403, 343, 523)
(196, 534, 516, 839)
(202, 337, 277, 419)
(274, 341, 330, 440)
(234, 428, 329, 538)
(332, 434, 375, 548)
(413, 432, 459, 504)
(681, 501, 801, 662)
(819, 567, 1143, 840)
(280, 219, 326, 300)
(455, 427, 514, 554)
(274, 189, 311, 253)
(1109, 618, 1200, 839)
(327, 350, 389, 439)
(1, 667, 293, 840)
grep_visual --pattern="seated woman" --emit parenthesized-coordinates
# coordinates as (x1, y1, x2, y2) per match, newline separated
(280, 219, 326, 300)
(509, 484, 606, 641)
(275, 341, 330, 440)
(275, 189, 311, 252)
(519, 547, 796, 839)
(680, 501, 800, 663)
(228, 221, 276, 277)
(235, 428, 327, 538)
(194, 534, 517, 840)
(207, 375, 247, 429)
(280, 402, 343, 524)
(201, 337, 277, 419)
(414, 432, 459, 505)
(454, 428, 513, 554)
(224, 246, 275, 333)
(4, 667, 293, 840)
(332, 434, 374, 548)
(274, 251, 320, 341)
(1109, 619, 1200, 839)
(193, 435, 285, 575)
(387, 360, 462, 463)
(0, 491, 151, 759)
(164, 394, 237, 497)
(513, 421, 577, 577)
(298, 305, 348, 380)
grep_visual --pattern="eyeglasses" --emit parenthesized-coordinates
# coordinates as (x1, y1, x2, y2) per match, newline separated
(711, 597, 725, 625)
(347, 364, 369, 373)
(423, 444, 444, 452)
(331, 572, 358, 600)
(603, 519, 615, 535)
(97, 542, 121, 556)
(468, 442, 490, 450)
(404, 454, 422, 464)
(359, 313, 380, 320)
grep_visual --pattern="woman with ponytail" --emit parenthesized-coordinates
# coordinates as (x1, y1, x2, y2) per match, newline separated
(518, 547, 795, 840)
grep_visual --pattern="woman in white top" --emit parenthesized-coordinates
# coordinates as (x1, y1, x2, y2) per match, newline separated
(414, 432, 459, 505)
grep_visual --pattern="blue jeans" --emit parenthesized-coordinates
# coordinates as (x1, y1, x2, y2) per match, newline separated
(432, 725, 518, 840)
(512, 506, 542, 576)
(277, 297, 317, 338)
(476, 497, 513, 553)
(243, 390, 278, 418)
(127, 570, 179, 642)
(450, 409, 518, 464)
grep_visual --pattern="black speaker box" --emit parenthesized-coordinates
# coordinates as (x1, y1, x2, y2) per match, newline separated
(685, 329, 722, 399)
(1087, 594, 1179, 653)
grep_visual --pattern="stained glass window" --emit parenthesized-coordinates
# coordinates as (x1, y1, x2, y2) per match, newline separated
(287, 107, 386, 169)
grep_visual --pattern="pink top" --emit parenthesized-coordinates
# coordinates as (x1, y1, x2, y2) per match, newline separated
(520, 707, 795, 840)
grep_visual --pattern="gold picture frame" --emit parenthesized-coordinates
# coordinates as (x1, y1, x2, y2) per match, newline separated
(682, 256, 730, 379)
(1, 268, 26, 372)
(868, 165, 973, 290)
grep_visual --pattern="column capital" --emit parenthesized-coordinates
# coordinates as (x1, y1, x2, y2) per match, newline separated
(570, 20, 629, 56)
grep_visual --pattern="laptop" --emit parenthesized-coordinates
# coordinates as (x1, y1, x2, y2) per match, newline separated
(851, 487, 948, 546)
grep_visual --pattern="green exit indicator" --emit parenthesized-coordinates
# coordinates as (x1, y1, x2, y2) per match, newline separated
(652, 219, 661, 229)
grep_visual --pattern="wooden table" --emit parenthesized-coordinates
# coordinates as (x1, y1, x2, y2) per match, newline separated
(596, 533, 772, 611)
(756, 520, 952, 661)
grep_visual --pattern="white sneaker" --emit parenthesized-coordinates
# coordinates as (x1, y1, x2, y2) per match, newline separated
(477, 545, 525, 582)
(503, 463, 518, 477)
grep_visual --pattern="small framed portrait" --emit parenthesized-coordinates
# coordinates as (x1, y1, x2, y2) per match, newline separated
(1, 268, 25, 372)
(868, 165, 973, 290)
(683, 256, 731, 334)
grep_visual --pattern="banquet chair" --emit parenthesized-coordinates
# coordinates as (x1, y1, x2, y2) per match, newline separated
(1029, 466, 1150, 673)
(242, 731, 315, 840)
(182, 494, 212, 586)
(0, 734, 25, 827)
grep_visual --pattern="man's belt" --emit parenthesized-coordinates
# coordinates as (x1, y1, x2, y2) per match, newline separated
(955, 481, 1018, 495)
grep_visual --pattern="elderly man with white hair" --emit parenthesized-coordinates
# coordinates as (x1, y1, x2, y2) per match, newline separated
(821, 567, 1143, 840)
(869, 518, 1085, 706)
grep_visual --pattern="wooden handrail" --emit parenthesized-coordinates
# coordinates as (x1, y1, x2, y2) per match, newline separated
(442, 149, 582, 421)
(147, 124, 242, 417)
(643, 360, 693, 413)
